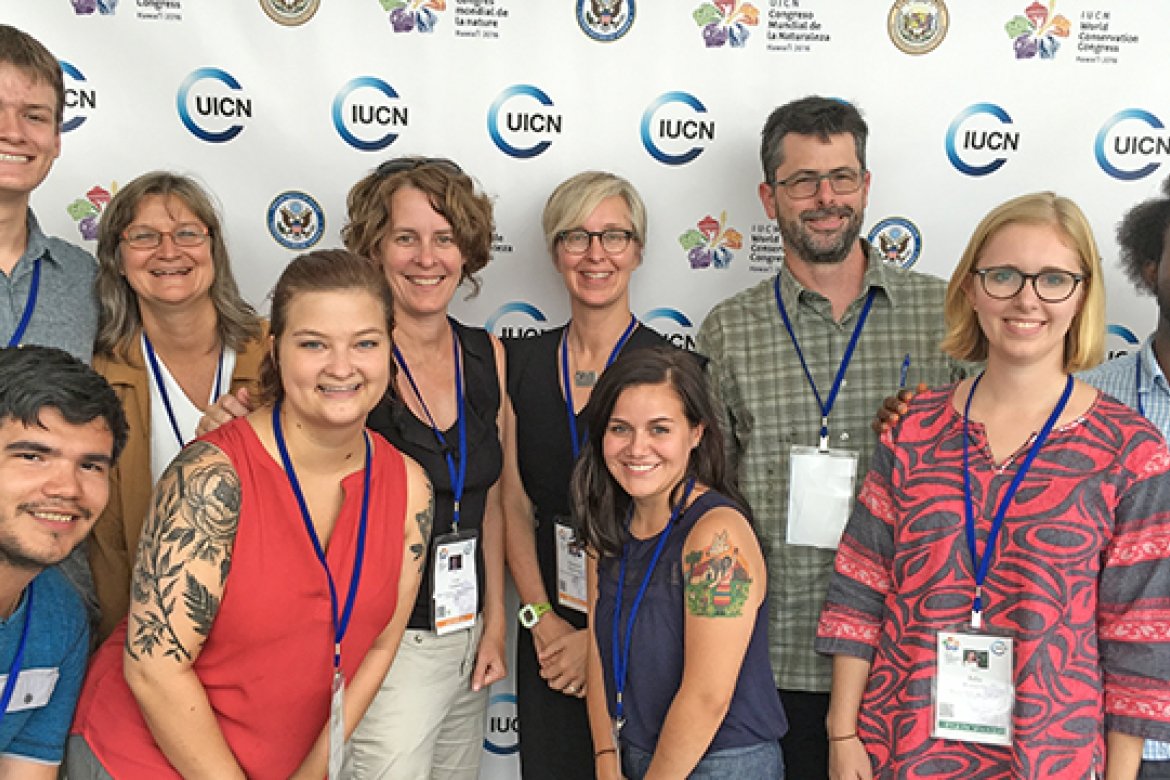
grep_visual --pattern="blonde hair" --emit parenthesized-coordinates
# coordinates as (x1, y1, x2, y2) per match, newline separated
(941, 191, 1105, 372)
(541, 171, 647, 258)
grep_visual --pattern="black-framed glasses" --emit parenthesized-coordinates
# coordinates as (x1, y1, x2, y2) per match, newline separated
(556, 229, 636, 256)
(971, 265, 1086, 303)
(373, 156, 463, 178)
(771, 168, 865, 199)
(121, 224, 210, 250)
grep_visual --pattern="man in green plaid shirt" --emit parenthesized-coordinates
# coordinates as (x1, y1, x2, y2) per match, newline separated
(697, 96, 971, 779)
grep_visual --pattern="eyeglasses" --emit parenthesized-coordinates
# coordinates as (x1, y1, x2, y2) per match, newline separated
(373, 156, 464, 178)
(556, 229, 636, 256)
(771, 168, 864, 199)
(121, 224, 210, 250)
(971, 266, 1086, 303)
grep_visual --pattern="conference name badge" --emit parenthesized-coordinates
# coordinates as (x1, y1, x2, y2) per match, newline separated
(555, 519, 587, 612)
(932, 630, 1014, 747)
(433, 530, 478, 636)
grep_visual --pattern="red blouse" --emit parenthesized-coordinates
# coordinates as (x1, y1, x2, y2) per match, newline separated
(73, 417, 408, 779)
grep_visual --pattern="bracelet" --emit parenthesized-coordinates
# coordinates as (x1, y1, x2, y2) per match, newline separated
(595, 747, 617, 758)
(828, 733, 858, 742)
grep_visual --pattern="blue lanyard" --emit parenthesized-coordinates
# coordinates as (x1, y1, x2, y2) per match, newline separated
(0, 581, 33, 729)
(272, 400, 372, 670)
(611, 477, 696, 733)
(143, 332, 224, 449)
(561, 315, 638, 459)
(773, 276, 876, 451)
(961, 373, 1073, 628)
(393, 323, 467, 531)
(6, 258, 41, 348)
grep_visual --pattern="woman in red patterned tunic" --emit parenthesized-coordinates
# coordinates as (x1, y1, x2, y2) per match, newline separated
(817, 192, 1170, 780)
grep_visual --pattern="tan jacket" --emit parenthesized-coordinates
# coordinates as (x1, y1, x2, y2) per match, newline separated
(89, 328, 268, 642)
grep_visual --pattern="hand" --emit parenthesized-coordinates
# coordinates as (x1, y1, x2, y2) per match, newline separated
(534, 616, 588, 697)
(197, 387, 254, 437)
(871, 383, 925, 436)
(471, 623, 507, 692)
(829, 735, 873, 780)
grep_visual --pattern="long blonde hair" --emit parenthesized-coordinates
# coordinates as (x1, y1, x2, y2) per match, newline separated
(941, 192, 1105, 372)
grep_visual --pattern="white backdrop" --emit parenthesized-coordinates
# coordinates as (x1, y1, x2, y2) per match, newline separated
(8, 1, 1170, 775)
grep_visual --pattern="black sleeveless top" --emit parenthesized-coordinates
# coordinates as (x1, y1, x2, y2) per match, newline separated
(504, 323, 671, 629)
(595, 490, 788, 753)
(367, 320, 502, 630)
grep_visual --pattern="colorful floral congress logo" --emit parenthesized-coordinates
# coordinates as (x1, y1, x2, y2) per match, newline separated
(692, 0, 758, 48)
(71, 0, 117, 14)
(66, 184, 115, 241)
(1005, 1, 1069, 59)
(679, 212, 742, 269)
(381, 0, 445, 33)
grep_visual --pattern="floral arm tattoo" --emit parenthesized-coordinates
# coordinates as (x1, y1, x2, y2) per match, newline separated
(684, 529, 753, 618)
(411, 482, 434, 573)
(127, 441, 240, 662)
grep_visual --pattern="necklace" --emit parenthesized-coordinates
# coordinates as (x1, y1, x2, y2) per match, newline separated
(574, 369, 597, 387)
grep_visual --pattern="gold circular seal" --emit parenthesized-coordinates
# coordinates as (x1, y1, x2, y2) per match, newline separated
(888, 0, 949, 55)
(260, 0, 320, 26)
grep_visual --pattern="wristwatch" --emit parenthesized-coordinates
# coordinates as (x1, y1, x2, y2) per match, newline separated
(518, 601, 552, 629)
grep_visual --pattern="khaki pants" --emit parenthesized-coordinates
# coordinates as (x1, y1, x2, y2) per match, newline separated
(345, 621, 487, 780)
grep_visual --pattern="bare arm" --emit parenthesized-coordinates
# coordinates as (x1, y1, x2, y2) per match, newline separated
(0, 758, 58, 780)
(500, 391, 587, 691)
(122, 441, 246, 780)
(827, 655, 874, 780)
(586, 554, 622, 780)
(291, 459, 434, 779)
(473, 336, 510, 691)
(643, 507, 764, 779)
(500, 391, 549, 611)
(1105, 731, 1143, 780)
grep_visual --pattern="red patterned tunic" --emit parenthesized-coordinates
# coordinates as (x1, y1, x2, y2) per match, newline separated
(816, 384, 1170, 779)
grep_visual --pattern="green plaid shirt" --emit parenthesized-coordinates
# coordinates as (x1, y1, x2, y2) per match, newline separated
(696, 245, 972, 691)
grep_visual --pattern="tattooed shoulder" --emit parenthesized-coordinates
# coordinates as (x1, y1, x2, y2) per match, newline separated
(410, 481, 434, 572)
(684, 528, 753, 618)
(127, 441, 240, 661)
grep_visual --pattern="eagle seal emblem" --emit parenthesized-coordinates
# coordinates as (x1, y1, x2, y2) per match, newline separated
(577, 0, 635, 42)
(268, 191, 325, 250)
(867, 216, 923, 269)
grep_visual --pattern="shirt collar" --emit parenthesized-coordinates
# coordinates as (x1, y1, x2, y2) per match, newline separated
(776, 240, 896, 320)
(22, 210, 62, 269)
(1140, 334, 1169, 394)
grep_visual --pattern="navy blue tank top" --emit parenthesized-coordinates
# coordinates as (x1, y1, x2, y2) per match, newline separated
(594, 490, 787, 755)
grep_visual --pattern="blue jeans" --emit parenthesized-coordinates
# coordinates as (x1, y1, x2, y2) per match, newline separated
(622, 739, 784, 779)
(1141, 760, 1170, 779)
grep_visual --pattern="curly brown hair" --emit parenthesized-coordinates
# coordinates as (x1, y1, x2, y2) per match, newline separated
(341, 157, 494, 296)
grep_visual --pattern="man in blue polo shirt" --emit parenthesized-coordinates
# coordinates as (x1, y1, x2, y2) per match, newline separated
(1079, 176, 1170, 780)
(0, 345, 125, 775)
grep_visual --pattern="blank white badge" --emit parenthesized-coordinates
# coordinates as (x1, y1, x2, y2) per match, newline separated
(786, 445, 858, 549)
